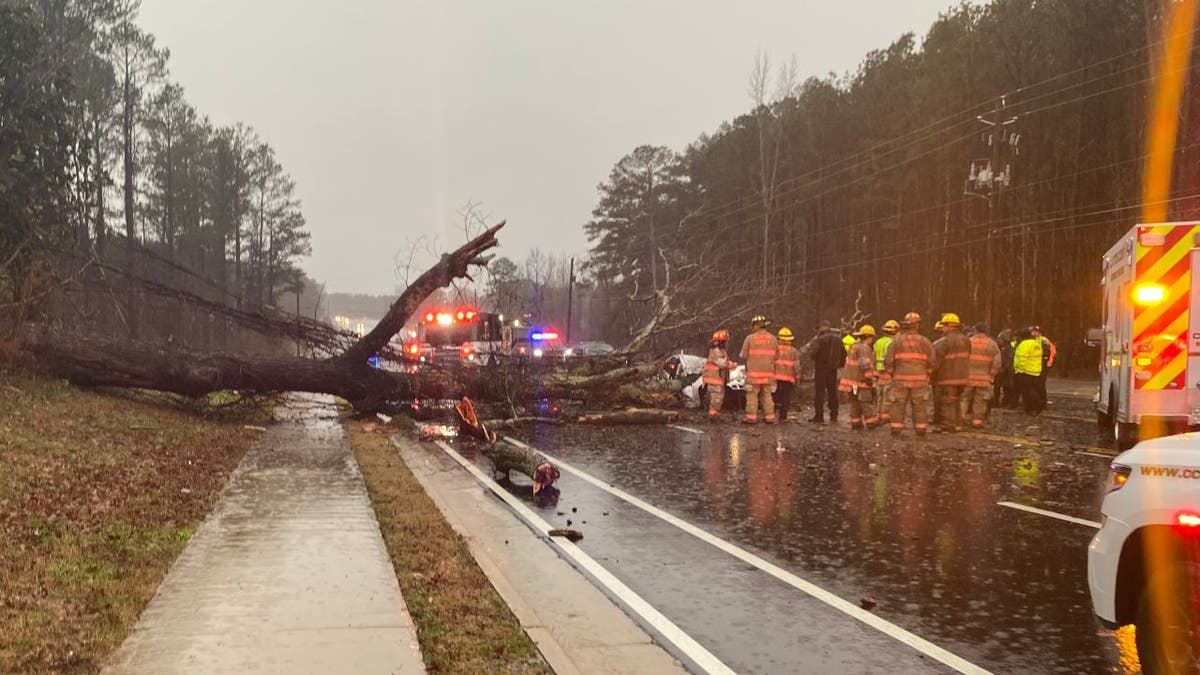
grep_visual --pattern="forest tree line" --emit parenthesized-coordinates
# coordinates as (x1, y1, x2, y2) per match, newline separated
(1, 0, 311, 350)
(583, 0, 1194, 373)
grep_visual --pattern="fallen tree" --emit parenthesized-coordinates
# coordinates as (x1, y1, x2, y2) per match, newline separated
(24, 225, 505, 413)
(20, 223, 683, 414)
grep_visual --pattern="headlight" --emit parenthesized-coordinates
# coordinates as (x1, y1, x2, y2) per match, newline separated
(564, 348, 574, 357)
(533, 348, 544, 358)
(1107, 463, 1131, 492)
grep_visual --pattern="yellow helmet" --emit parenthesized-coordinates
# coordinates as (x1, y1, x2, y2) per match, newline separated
(751, 314, 769, 327)
(778, 327, 794, 341)
(940, 312, 961, 327)
(934, 321, 944, 331)
(856, 324, 876, 337)
(882, 320, 900, 334)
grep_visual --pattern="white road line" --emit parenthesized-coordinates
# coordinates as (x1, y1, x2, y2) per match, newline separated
(1074, 450, 1118, 459)
(996, 501, 1101, 529)
(669, 424, 705, 435)
(433, 441, 733, 675)
(505, 437, 992, 675)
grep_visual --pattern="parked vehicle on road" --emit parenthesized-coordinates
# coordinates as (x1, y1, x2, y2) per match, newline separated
(1097, 223, 1200, 451)
(1089, 432, 1200, 673)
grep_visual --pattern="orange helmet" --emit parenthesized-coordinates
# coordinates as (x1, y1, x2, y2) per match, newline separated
(712, 329, 730, 343)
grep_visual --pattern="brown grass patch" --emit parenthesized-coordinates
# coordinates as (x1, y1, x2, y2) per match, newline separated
(0, 368, 265, 673)
(348, 423, 550, 675)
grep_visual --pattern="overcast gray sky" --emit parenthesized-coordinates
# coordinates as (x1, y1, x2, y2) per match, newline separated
(139, 0, 957, 294)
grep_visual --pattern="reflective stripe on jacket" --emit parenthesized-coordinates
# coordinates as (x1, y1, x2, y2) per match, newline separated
(932, 330, 972, 385)
(703, 346, 731, 386)
(775, 344, 801, 383)
(838, 340, 875, 391)
(967, 334, 1001, 386)
(1014, 338, 1044, 376)
(740, 329, 779, 384)
(885, 330, 934, 387)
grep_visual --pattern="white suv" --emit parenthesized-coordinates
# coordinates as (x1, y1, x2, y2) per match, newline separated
(1089, 432, 1200, 673)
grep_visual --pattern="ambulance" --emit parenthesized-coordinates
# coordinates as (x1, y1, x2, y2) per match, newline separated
(1098, 222, 1200, 450)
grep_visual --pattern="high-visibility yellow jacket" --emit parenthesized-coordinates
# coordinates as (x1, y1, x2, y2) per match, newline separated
(1013, 338, 1044, 376)
(873, 335, 893, 373)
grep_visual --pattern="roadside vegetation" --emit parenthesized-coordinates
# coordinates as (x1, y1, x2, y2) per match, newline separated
(348, 422, 550, 675)
(0, 366, 266, 673)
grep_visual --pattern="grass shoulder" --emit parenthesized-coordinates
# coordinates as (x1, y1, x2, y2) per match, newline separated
(0, 367, 266, 673)
(347, 421, 550, 675)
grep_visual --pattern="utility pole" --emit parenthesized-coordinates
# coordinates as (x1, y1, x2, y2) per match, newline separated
(566, 257, 575, 344)
(965, 94, 1020, 329)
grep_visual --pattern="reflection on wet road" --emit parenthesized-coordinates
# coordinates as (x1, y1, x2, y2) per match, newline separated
(467, 414, 1137, 674)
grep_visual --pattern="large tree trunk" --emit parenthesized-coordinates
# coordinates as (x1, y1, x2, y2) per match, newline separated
(25, 223, 507, 412)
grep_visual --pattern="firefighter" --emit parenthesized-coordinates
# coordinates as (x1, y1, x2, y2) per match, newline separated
(931, 313, 971, 432)
(1032, 325, 1057, 407)
(774, 327, 802, 422)
(885, 312, 934, 437)
(931, 320, 946, 427)
(995, 328, 1017, 408)
(874, 320, 899, 423)
(803, 320, 844, 424)
(703, 330, 736, 422)
(1013, 327, 1045, 414)
(740, 315, 779, 424)
(839, 325, 879, 429)
(963, 322, 1001, 428)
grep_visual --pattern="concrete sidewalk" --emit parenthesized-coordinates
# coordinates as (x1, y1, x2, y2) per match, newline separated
(104, 394, 424, 675)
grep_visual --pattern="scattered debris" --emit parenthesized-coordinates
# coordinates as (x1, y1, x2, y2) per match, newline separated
(860, 596, 877, 610)
(241, 424, 268, 433)
(548, 528, 584, 542)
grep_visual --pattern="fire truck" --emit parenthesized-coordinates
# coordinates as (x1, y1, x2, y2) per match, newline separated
(1098, 222, 1200, 449)
(406, 307, 506, 365)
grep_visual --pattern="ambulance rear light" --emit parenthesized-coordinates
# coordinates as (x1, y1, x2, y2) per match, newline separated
(1138, 231, 1167, 247)
(1134, 284, 1166, 305)
(1136, 356, 1153, 368)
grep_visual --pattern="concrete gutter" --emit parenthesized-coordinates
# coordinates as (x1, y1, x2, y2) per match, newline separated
(393, 434, 686, 675)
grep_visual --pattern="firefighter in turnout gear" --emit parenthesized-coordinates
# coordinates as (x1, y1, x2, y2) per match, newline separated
(774, 327, 802, 422)
(874, 319, 899, 423)
(740, 315, 779, 423)
(963, 322, 1001, 428)
(931, 313, 971, 433)
(885, 312, 935, 437)
(703, 329, 736, 421)
(839, 325, 879, 429)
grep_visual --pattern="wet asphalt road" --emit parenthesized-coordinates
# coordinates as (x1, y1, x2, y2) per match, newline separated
(453, 392, 1142, 674)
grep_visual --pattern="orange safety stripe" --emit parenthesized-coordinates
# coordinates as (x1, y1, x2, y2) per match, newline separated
(893, 352, 929, 360)
(969, 354, 995, 361)
(748, 349, 776, 355)
(941, 352, 968, 359)
(937, 378, 970, 385)
(1133, 223, 1198, 390)
(776, 359, 796, 366)
(894, 373, 928, 381)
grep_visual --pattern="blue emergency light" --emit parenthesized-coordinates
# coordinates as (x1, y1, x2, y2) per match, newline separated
(530, 331, 559, 342)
